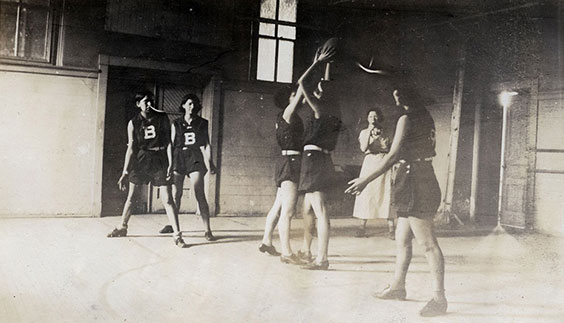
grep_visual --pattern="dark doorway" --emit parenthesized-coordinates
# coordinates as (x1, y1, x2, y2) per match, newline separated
(476, 92, 503, 221)
(101, 68, 150, 216)
(101, 66, 207, 216)
(150, 82, 202, 215)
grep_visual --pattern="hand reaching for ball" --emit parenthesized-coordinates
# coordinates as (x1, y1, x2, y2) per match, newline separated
(315, 37, 338, 63)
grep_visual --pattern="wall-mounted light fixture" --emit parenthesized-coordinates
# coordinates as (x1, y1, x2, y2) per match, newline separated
(497, 90, 518, 228)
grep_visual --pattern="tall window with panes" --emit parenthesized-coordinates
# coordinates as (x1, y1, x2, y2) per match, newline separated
(0, 0, 54, 62)
(256, 0, 297, 83)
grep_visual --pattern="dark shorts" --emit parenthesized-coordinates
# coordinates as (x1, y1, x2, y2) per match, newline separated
(129, 150, 170, 186)
(391, 161, 441, 219)
(173, 148, 207, 175)
(275, 155, 301, 187)
(298, 151, 335, 193)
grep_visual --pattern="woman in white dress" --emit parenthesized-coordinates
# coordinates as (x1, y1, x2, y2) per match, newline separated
(352, 109, 395, 239)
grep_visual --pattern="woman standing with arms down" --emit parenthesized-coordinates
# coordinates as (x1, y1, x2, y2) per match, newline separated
(352, 108, 395, 239)
(346, 84, 447, 317)
(107, 91, 186, 248)
(159, 94, 216, 241)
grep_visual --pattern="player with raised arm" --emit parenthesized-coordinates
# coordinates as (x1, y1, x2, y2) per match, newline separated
(295, 41, 342, 270)
(259, 86, 306, 265)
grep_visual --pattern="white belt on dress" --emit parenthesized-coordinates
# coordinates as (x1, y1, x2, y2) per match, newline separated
(145, 146, 166, 151)
(281, 150, 301, 156)
(399, 157, 433, 163)
(366, 150, 389, 155)
(303, 144, 329, 154)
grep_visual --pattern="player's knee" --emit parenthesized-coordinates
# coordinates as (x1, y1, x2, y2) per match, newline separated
(398, 241, 412, 251)
(418, 239, 437, 253)
(123, 200, 134, 209)
(310, 224, 317, 235)
(161, 194, 173, 206)
(163, 200, 175, 209)
(194, 192, 207, 204)
(124, 194, 136, 204)
(396, 235, 412, 249)
(280, 209, 295, 220)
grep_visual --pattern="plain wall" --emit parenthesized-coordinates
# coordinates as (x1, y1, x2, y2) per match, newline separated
(0, 71, 98, 216)
(218, 88, 279, 215)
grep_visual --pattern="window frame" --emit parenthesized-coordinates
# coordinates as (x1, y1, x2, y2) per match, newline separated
(0, 0, 62, 65)
(253, 0, 297, 83)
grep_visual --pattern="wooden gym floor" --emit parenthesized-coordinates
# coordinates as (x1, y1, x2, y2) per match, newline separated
(0, 215, 562, 323)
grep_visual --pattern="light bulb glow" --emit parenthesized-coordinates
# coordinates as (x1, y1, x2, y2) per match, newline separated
(499, 91, 518, 108)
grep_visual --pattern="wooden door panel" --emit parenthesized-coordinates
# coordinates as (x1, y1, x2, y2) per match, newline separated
(101, 74, 147, 216)
(500, 90, 530, 228)
(151, 83, 201, 214)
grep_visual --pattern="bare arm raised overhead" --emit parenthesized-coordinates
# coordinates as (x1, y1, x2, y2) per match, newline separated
(282, 86, 304, 124)
(297, 46, 335, 118)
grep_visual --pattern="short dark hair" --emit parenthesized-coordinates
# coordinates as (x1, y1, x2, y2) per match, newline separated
(367, 108, 383, 121)
(393, 86, 422, 109)
(389, 72, 425, 108)
(134, 90, 154, 105)
(273, 85, 295, 110)
(180, 94, 202, 114)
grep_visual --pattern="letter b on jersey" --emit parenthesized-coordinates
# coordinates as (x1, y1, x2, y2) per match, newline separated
(184, 132, 196, 145)
(144, 125, 156, 139)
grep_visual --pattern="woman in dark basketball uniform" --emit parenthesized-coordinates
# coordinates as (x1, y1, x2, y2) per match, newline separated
(259, 86, 305, 265)
(159, 94, 216, 241)
(346, 84, 447, 317)
(295, 48, 341, 271)
(107, 91, 186, 248)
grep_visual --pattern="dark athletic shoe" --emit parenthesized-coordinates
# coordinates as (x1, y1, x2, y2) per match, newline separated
(296, 250, 313, 263)
(280, 254, 306, 265)
(419, 299, 448, 317)
(373, 285, 407, 300)
(175, 237, 189, 248)
(107, 228, 127, 238)
(204, 231, 216, 241)
(301, 260, 329, 270)
(258, 243, 281, 256)
(159, 225, 174, 234)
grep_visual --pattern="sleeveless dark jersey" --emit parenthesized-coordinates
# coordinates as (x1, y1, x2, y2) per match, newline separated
(396, 107, 436, 161)
(131, 112, 171, 150)
(173, 116, 209, 150)
(276, 112, 304, 151)
(303, 114, 342, 151)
